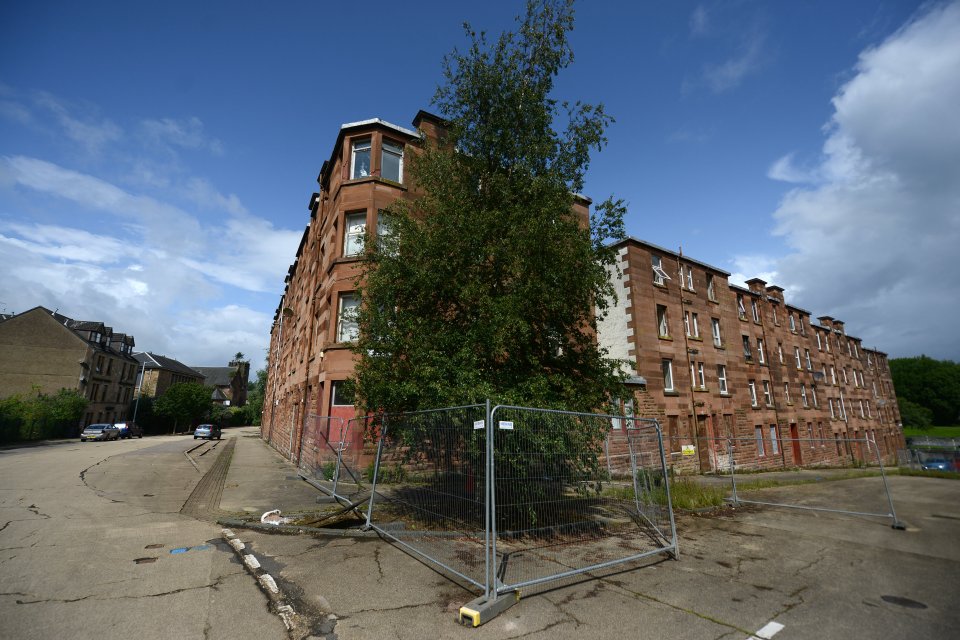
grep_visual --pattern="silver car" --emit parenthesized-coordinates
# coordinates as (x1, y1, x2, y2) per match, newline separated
(81, 423, 119, 441)
(193, 424, 221, 440)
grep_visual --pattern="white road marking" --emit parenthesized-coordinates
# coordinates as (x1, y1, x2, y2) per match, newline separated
(748, 621, 785, 640)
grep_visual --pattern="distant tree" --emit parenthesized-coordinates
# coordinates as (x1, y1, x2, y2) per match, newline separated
(241, 368, 267, 426)
(898, 398, 934, 429)
(154, 382, 213, 434)
(353, 0, 626, 414)
(234, 352, 246, 361)
(0, 389, 87, 442)
(890, 356, 960, 426)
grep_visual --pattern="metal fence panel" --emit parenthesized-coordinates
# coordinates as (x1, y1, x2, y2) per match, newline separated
(489, 406, 677, 594)
(298, 415, 368, 502)
(365, 405, 490, 593)
(722, 435, 903, 528)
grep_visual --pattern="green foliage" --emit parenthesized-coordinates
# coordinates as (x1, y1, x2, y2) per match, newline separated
(154, 382, 213, 433)
(0, 389, 87, 443)
(890, 356, 960, 426)
(898, 398, 934, 429)
(353, 0, 626, 414)
(239, 368, 266, 426)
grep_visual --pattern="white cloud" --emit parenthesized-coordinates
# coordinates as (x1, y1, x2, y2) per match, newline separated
(140, 116, 224, 155)
(34, 92, 122, 155)
(702, 32, 765, 93)
(768, 2, 960, 359)
(690, 5, 710, 37)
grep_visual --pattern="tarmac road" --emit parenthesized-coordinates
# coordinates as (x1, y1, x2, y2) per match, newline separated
(0, 432, 286, 640)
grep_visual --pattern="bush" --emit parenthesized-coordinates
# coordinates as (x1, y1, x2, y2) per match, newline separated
(0, 389, 87, 443)
(899, 398, 934, 429)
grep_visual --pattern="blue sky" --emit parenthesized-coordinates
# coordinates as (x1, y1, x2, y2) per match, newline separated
(2, 0, 958, 375)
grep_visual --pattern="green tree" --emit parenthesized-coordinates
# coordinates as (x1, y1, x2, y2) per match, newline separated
(154, 382, 213, 434)
(353, 0, 626, 414)
(890, 356, 960, 426)
(0, 389, 86, 442)
(897, 398, 933, 429)
(241, 368, 267, 426)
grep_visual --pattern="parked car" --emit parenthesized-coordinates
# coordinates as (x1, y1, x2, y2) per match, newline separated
(113, 421, 143, 439)
(194, 424, 221, 440)
(81, 423, 119, 442)
(921, 458, 953, 471)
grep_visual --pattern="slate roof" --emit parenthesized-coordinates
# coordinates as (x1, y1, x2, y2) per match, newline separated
(192, 366, 237, 388)
(134, 352, 204, 378)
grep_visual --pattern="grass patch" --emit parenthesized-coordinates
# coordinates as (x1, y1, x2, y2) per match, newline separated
(903, 426, 960, 439)
(895, 468, 960, 480)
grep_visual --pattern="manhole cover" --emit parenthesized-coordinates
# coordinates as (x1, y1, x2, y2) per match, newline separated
(134, 557, 157, 564)
(143, 494, 155, 497)
(881, 595, 927, 609)
(145, 543, 164, 549)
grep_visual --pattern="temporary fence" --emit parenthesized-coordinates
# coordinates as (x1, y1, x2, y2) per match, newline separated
(719, 434, 904, 529)
(298, 414, 367, 503)
(898, 447, 960, 471)
(364, 403, 678, 620)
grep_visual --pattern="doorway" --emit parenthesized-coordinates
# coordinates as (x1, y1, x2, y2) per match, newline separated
(790, 423, 802, 466)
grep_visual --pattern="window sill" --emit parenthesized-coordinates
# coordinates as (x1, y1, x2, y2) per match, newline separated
(720, 392, 732, 398)
(343, 175, 407, 191)
(663, 391, 680, 397)
(708, 297, 719, 304)
(738, 316, 748, 322)
(658, 335, 673, 341)
(714, 344, 725, 350)
(653, 282, 668, 290)
(753, 321, 763, 326)
(693, 387, 711, 393)
(688, 336, 703, 342)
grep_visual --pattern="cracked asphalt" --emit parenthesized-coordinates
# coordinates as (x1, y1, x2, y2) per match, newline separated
(3, 428, 959, 639)
(0, 432, 286, 640)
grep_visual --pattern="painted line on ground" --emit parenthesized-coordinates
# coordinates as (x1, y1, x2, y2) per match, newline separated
(747, 621, 785, 640)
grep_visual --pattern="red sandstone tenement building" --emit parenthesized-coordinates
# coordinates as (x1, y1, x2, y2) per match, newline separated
(262, 113, 904, 472)
(598, 237, 903, 471)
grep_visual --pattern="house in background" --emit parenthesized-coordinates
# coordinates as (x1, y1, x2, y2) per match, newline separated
(0, 306, 139, 427)
(191, 358, 250, 407)
(132, 352, 205, 398)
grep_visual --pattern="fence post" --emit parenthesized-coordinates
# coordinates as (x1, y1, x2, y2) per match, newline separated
(489, 403, 500, 596)
(655, 420, 679, 559)
(868, 435, 906, 530)
(728, 438, 740, 507)
(364, 414, 387, 530)
(484, 399, 491, 602)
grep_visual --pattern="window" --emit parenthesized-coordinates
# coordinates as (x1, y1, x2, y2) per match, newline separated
(770, 425, 779, 455)
(872, 381, 878, 397)
(351, 139, 371, 179)
(866, 352, 872, 366)
(331, 380, 354, 406)
(772, 305, 779, 325)
(751, 299, 761, 323)
(742, 335, 752, 360)
(794, 347, 802, 369)
(748, 380, 758, 406)
(829, 398, 836, 419)
(825, 335, 831, 352)
(706, 274, 716, 301)
(683, 265, 694, 290)
(805, 349, 812, 370)
(816, 332, 823, 351)
(757, 338, 765, 364)
(381, 139, 404, 182)
(697, 362, 706, 388)
(777, 342, 784, 364)
(858, 370, 865, 387)
(762, 381, 773, 406)
(789, 313, 796, 332)
(343, 212, 366, 257)
(847, 340, 853, 356)
(755, 426, 765, 456)
(657, 305, 670, 337)
(866, 400, 872, 418)
(717, 365, 728, 394)
(859, 400, 866, 418)
(711, 318, 722, 347)
(685, 311, 699, 338)
(818, 421, 826, 445)
(801, 384, 808, 407)
(668, 416, 681, 453)
(737, 294, 746, 320)
(799, 316, 806, 335)
(376, 211, 395, 253)
(807, 422, 815, 448)
(839, 393, 847, 420)
(662, 359, 674, 391)
(336, 293, 360, 342)
(784, 382, 791, 404)
(842, 368, 848, 385)
(652, 255, 670, 285)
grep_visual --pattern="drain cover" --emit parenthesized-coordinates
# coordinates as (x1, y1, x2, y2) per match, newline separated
(145, 543, 164, 549)
(881, 595, 927, 609)
(134, 557, 157, 564)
